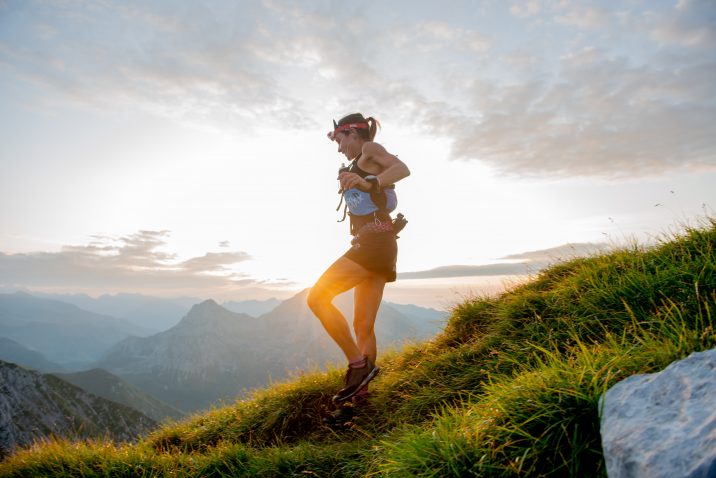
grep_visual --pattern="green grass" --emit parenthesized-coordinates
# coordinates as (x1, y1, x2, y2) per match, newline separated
(2, 218, 715, 477)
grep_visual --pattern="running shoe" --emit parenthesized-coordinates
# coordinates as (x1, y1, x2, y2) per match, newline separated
(332, 358, 379, 403)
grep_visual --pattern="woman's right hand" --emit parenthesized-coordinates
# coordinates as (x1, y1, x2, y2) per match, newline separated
(339, 171, 371, 191)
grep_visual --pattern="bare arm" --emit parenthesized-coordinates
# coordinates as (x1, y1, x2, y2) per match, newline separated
(337, 141, 410, 192)
(362, 141, 410, 187)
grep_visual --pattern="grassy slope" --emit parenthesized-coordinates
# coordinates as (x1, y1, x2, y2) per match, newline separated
(2, 219, 715, 477)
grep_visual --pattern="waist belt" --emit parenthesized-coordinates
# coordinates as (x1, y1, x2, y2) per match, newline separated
(349, 211, 392, 236)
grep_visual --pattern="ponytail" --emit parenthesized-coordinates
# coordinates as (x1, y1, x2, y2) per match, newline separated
(365, 116, 380, 141)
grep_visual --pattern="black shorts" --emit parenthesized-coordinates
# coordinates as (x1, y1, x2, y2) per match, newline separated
(343, 230, 398, 282)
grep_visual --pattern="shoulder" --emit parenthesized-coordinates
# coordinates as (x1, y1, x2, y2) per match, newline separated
(361, 141, 399, 167)
(361, 141, 386, 157)
(361, 141, 399, 166)
(361, 141, 398, 174)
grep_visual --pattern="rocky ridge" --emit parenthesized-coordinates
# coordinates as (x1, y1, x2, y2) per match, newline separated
(0, 360, 156, 459)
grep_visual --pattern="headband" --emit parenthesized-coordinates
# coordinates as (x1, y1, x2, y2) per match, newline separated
(327, 121, 369, 140)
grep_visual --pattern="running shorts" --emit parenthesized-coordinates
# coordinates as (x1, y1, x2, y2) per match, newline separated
(342, 225, 398, 282)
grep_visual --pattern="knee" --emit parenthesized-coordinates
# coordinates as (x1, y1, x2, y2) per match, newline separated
(307, 286, 328, 314)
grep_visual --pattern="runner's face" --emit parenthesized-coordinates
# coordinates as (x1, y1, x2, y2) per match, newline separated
(335, 130, 361, 159)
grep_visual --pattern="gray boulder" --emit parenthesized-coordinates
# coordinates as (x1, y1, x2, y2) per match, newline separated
(600, 348, 716, 478)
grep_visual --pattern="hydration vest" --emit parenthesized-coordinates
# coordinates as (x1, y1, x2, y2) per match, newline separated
(336, 155, 397, 234)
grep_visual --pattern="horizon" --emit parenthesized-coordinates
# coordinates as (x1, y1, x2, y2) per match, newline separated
(1, 1, 715, 308)
(0, 273, 524, 311)
(0, 238, 617, 309)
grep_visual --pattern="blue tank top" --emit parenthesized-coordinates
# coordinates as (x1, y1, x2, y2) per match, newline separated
(342, 158, 398, 216)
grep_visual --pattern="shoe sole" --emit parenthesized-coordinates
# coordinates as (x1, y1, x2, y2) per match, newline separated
(332, 366, 380, 403)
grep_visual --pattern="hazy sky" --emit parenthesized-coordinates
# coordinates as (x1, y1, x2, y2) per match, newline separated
(1, 0, 715, 308)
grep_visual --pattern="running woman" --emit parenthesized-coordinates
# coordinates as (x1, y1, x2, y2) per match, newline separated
(307, 113, 410, 406)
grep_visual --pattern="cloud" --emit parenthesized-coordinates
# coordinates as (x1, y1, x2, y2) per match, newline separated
(511, 1, 541, 18)
(399, 242, 609, 280)
(388, 21, 490, 53)
(413, 52, 716, 177)
(2, 1, 715, 177)
(0, 1, 313, 130)
(555, 6, 607, 29)
(499, 242, 610, 261)
(179, 251, 251, 273)
(398, 262, 547, 280)
(650, 0, 716, 47)
(0, 231, 263, 295)
(268, 3, 716, 178)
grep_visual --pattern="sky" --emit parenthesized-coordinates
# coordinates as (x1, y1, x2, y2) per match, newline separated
(1, 0, 715, 309)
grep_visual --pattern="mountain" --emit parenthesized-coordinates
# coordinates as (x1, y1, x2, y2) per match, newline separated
(0, 337, 65, 373)
(257, 290, 445, 367)
(33, 292, 199, 334)
(222, 298, 281, 317)
(96, 300, 274, 411)
(384, 301, 447, 336)
(96, 293, 445, 412)
(0, 292, 151, 369)
(0, 360, 156, 460)
(385, 301, 446, 322)
(53, 368, 186, 422)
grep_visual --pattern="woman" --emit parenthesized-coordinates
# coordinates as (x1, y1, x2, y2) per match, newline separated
(307, 113, 410, 407)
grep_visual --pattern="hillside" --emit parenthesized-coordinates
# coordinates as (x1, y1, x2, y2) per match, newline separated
(52, 368, 185, 422)
(0, 337, 64, 373)
(0, 361, 156, 460)
(1, 219, 714, 477)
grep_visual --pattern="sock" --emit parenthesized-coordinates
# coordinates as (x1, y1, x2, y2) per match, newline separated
(355, 385, 369, 397)
(349, 356, 367, 369)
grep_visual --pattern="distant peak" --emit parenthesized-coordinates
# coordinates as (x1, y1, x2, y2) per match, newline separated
(186, 299, 220, 312)
(198, 299, 219, 308)
(178, 299, 241, 327)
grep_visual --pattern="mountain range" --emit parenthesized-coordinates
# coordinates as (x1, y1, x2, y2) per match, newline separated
(0, 289, 445, 413)
(96, 290, 445, 411)
(31, 292, 202, 334)
(0, 337, 65, 373)
(256, 289, 443, 366)
(96, 300, 275, 411)
(0, 292, 150, 369)
(31, 292, 284, 333)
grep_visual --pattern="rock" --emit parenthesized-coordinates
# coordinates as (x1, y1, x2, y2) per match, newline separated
(600, 348, 716, 478)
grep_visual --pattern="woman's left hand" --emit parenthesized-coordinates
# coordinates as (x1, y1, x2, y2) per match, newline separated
(339, 172, 370, 191)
